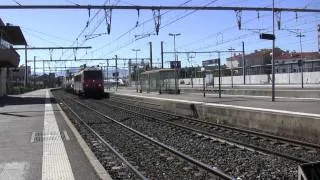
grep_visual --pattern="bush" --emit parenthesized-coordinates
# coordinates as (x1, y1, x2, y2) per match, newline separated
(8, 86, 39, 95)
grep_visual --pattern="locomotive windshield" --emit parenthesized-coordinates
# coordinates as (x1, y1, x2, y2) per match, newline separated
(84, 71, 103, 80)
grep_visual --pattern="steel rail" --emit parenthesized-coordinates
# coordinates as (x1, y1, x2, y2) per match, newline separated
(55, 95, 148, 180)
(110, 96, 320, 149)
(106, 98, 310, 163)
(61, 94, 234, 180)
(0, 5, 319, 12)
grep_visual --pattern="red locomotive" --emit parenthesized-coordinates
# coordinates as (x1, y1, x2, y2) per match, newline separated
(73, 68, 104, 98)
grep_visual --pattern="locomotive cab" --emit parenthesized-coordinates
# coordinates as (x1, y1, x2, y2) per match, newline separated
(73, 68, 104, 98)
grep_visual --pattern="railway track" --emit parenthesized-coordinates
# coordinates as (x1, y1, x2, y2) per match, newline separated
(109, 95, 320, 163)
(59, 92, 299, 179)
(53, 90, 233, 180)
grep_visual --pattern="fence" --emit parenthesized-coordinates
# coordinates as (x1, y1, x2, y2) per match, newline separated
(179, 71, 320, 88)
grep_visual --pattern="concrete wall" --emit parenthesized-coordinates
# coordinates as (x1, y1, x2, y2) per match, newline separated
(0, 68, 7, 97)
(112, 93, 320, 144)
(179, 71, 320, 87)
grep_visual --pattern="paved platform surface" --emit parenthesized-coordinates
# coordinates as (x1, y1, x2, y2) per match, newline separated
(111, 88, 320, 115)
(0, 89, 100, 180)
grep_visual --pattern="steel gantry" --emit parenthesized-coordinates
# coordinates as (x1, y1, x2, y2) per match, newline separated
(13, 46, 91, 87)
(0, 5, 319, 12)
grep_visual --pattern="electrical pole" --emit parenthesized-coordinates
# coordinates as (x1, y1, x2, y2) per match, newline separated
(242, 41, 246, 85)
(218, 52, 221, 98)
(271, 0, 276, 101)
(33, 56, 36, 88)
(115, 55, 118, 91)
(24, 45, 27, 87)
(128, 59, 131, 86)
(149, 42, 153, 70)
(106, 59, 109, 90)
(42, 60, 44, 88)
(187, 53, 195, 88)
(228, 47, 235, 88)
(297, 32, 305, 88)
(201, 67, 205, 97)
(161, 41, 164, 69)
(132, 48, 141, 92)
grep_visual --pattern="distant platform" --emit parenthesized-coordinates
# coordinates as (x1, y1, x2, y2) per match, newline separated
(110, 88, 320, 144)
(111, 88, 320, 115)
(0, 89, 109, 180)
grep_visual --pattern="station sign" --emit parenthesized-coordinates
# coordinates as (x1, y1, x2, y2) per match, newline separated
(170, 61, 181, 69)
(260, 33, 275, 40)
(112, 72, 119, 77)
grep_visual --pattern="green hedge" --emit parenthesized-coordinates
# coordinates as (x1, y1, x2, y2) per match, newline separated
(8, 86, 42, 95)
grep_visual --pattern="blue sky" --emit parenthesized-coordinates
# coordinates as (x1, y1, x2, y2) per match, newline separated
(1, 0, 320, 74)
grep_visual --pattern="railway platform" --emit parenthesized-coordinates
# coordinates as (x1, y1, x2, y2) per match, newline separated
(111, 88, 320, 115)
(0, 89, 110, 180)
(110, 88, 320, 144)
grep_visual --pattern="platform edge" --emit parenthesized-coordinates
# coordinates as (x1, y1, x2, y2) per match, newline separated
(56, 102, 112, 180)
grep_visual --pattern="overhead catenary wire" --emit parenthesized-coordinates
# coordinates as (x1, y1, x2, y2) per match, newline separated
(96, 0, 279, 58)
(178, 1, 291, 51)
(190, 12, 319, 52)
(61, 0, 112, 59)
(21, 26, 74, 43)
(97, 0, 220, 58)
(63, 0, 123, 60)
(80, 0, 313, 62)
(81, 0, 194, 58)
(178, 0, 312, 51)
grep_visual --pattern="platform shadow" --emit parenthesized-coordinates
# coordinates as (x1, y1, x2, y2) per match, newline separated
(0, 112, 29, 117)
(0, 96, 57, 107)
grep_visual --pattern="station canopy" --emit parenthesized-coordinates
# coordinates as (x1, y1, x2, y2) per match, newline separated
(0, 24, 27, 45)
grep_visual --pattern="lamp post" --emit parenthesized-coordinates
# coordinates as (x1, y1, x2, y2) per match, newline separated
(132, 48, 141, 92)
(228, 47, 235, 88)
(297, 32, 305, 88)
(169, 33, 181, 94)
(168, 33, 181, 61)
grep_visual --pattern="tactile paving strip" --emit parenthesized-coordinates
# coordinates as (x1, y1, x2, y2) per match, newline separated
(31, 131, 69, 143)
(41, 90, 75, 180)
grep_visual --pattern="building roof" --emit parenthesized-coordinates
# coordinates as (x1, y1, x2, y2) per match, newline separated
(277, 52, 320, 60)
(0, 24, 27, 45)
(141, 68, 175, 75)
(226, 53, 242, 61)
